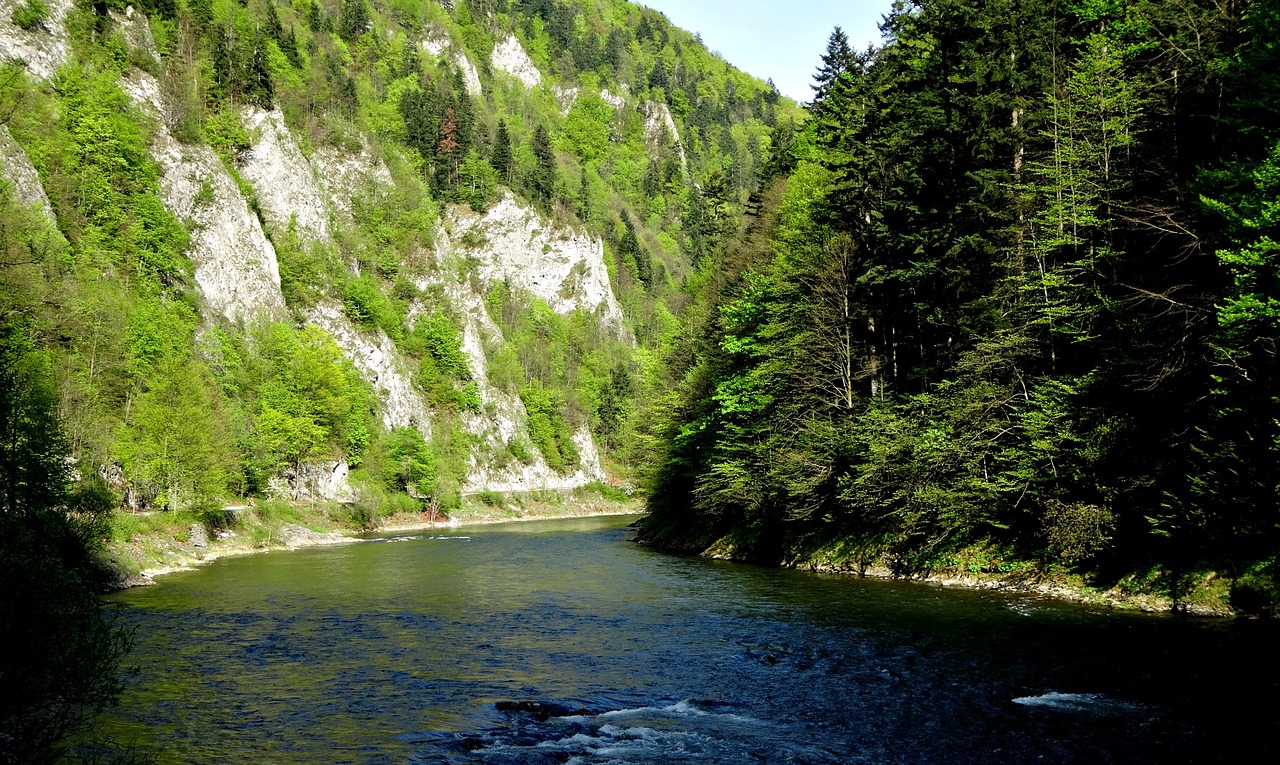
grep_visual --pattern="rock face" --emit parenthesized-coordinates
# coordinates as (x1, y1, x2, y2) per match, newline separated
(600, 88, 626, 109)
(419, 264, 609, 495)
(447, 191, 626, 334)
(312, 143, 394, 219)
(644, 101, 688, 170)
(1, 12, 624, 499)
(0, 124, 54, 219)
(119, 71, 288, 324)
(306, 301, 432, 437)
(491, 34, 541, 88)
(462, 424, 605, 494)
(110, 6, 159, 68)
(552, 85, 580, 115)
(289, 460, 357, 503)
(421, 28, 482, 96)
(0, 0, 71, 80)
(239, 107, 332, 243)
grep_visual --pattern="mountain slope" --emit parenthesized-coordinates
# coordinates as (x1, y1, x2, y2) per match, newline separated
(0, 0, 799, 517)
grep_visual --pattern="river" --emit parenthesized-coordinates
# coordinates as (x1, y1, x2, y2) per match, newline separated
(102, 515, 1277, 763)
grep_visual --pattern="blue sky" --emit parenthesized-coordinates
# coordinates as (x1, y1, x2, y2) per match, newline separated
(636, 1, 893, 102)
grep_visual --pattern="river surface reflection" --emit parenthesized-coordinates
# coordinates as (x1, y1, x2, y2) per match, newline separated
(103, 515, 1278, 763)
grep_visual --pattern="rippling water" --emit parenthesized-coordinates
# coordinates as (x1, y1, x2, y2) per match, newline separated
(103, 515, 1278, 764)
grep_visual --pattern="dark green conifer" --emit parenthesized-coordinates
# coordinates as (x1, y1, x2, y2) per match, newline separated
(492, 119, 513, 183)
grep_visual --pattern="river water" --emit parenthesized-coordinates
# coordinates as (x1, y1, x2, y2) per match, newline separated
(103, 515, 1277, 764)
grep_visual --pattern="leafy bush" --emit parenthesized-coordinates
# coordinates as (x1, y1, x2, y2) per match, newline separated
(343, 275, 385, 326)
(383, 426, 436, 497)
(520, 380, 580, 473)
(1043, 501, 1115, 563)
(577, 481, 632, 503)
(204, 108, 253, 164)
(193, 498, 238, 533)
(341, 500, 378, 531)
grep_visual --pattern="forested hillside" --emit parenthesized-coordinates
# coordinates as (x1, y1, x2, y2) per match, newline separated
(640, 0, 1280, 611)
(0, 0, 795, 522)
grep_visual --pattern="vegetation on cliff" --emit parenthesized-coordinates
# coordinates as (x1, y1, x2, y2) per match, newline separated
(0, 0, 797, 522)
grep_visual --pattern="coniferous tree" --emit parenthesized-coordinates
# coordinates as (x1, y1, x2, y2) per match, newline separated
(400, 38, 422, 79)
(809, 25, 854, 114)
(339, 0, 370, 41)
(530, 124, 557, 207)
(492, 119, 513, 184)
(265, 1, 283, 40)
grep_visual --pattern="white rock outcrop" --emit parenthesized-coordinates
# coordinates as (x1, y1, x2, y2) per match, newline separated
(416, 262, 609, 495)
(311, 143, 394, 219)
(0, 124, 54, 219)
(306, 301, 431, 437)
(290, 459, 357, 503)
(119, 71, 287, 324)
(491, 34, 541, 89)
(600, 88, 625, 109)
(463, 425, 606, 494)
(0, 0, 70, 80)
(421, 30, 482, 96)
(643, 101, 688, 170)
(110, 6, 159, 69)
(240, 107, 332, 243)
(552, 85, 579, 115)
(447, 191, 626, 333)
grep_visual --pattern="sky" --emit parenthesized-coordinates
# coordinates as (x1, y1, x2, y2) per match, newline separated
(636, 1, 894, 103)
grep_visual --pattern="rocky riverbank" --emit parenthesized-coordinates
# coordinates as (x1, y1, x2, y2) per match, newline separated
(103, 489, 643, 590)
(680, 536, 1242, 618)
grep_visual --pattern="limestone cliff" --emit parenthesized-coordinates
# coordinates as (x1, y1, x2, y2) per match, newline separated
(0, 2, 723, 505)
(446, 191, 627, 336)
(491, 34, 541, 89)
(0, 0, 70, 80)
(239, 107, 333, 244)
(0, 124, 54, 219)
(120, 71, 288, 324)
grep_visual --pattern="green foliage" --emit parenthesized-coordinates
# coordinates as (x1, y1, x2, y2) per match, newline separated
(562, 92, 613, 163)
(642, 0, 1280, 596)
(204, 107, 253, 165)
(2, 0, 805, 535)
(458, 149, 499, 211)
(520, 378, 579, 473)
(382, 426, 436, 497)
(116, 355, 236, 509)
(11, 0, 47, 31)
(0, 314, 133, 764)
(249, 324, 374, 476)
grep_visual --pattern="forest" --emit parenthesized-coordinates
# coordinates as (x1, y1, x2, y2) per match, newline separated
(639, 0, 1280, 613)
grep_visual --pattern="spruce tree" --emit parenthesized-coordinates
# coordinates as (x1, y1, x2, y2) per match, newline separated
(530, 124, 557, 207)
(492, 119, 513, 184)
(339, 0, 370, 41)
(809, 26, 854, 113)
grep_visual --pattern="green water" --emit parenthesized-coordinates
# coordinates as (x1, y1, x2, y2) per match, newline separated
(103, 515, 1278, 764)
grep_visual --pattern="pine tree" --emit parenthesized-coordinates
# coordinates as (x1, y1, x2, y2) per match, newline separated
(577, 170, 592, 222)
(492, 119, 513, 184)
(400, 38, 422, 80)
(809, 26, 854, 113)
(265, 1, 283, 41)
(530, 124, 557, 207)
(339, 0, 370, 42)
